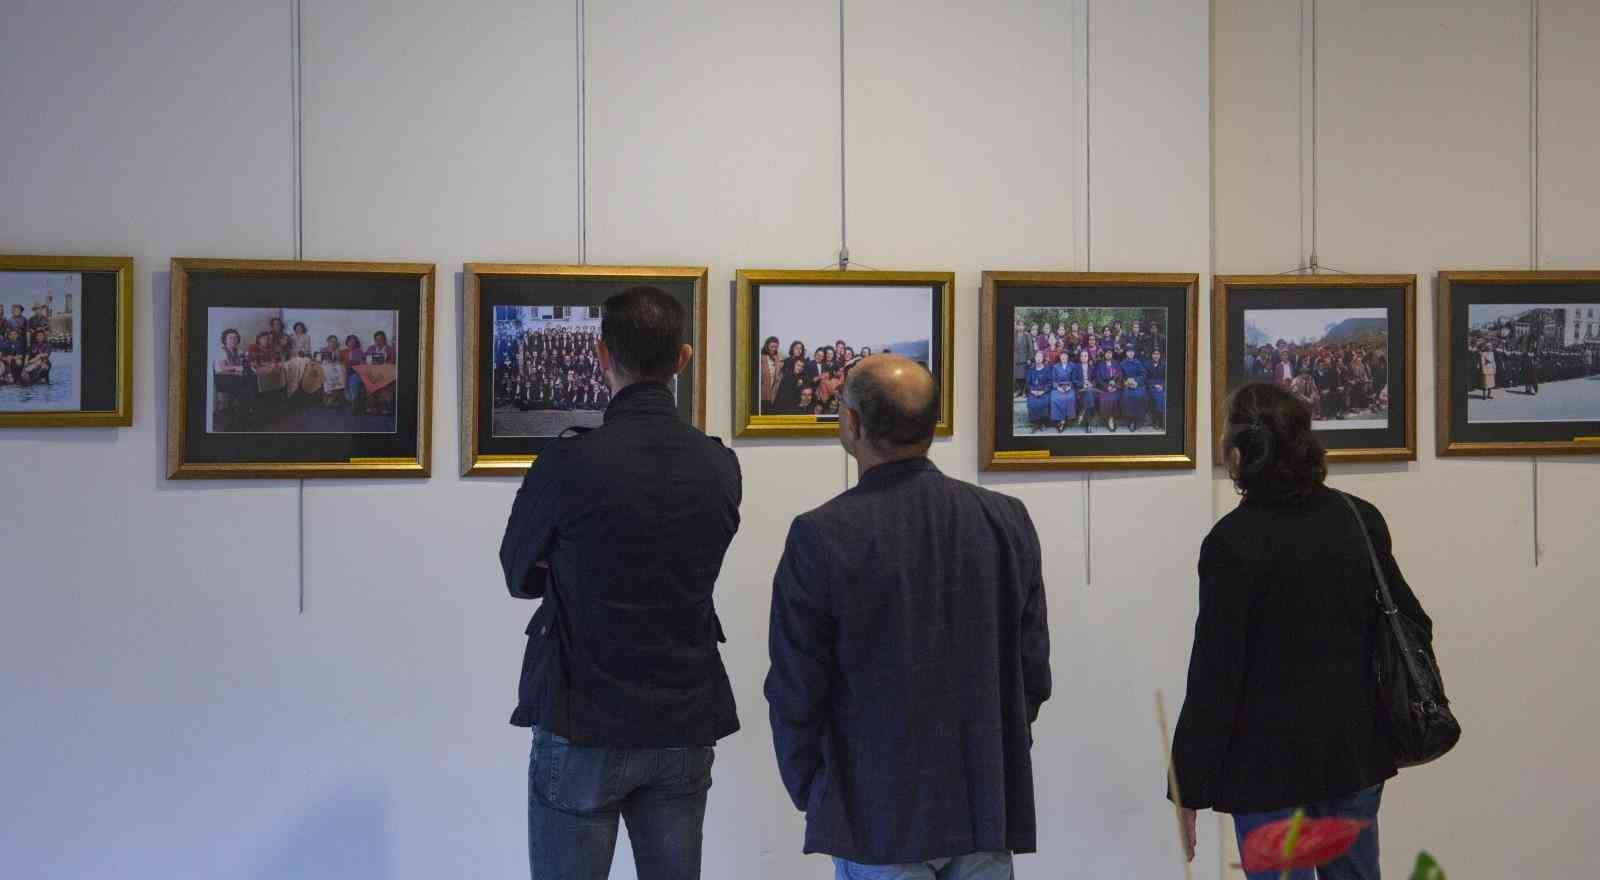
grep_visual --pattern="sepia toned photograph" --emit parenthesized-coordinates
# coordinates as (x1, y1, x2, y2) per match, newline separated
(1012, 306, 1169, 436)
(1241, 308, 1391, 431)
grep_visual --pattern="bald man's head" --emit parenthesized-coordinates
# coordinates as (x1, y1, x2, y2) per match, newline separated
(841, 354, 939, 451)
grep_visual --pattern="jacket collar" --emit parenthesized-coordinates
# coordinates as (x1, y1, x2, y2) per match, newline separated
(857, 456, 938, 487)
(603, 380, 677, 423)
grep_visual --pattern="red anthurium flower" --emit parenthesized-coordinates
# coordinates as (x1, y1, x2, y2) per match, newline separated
(1239, 811, 1371, 873)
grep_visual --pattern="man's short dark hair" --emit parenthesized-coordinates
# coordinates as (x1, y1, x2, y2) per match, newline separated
(844, 362, 939, 448)
(601, 286, 686, 382)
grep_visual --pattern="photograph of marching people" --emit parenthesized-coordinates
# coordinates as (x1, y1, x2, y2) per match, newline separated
(1463, 304, 1600, 422)
(1013, 306, 1168, 436)
(1437, 271, 1600, 456)
(0, 270, 80, 412)
(1241, 308, 1389, 430)
(1215, 275, 1416, 463)
(491, 305, 618, 437)
(0, 255, 132, 429)
(463, 264, 706, 475)
(980, 272, 1198, 471)
(736, 269, 954, 438)
(206, 307, 400, 434)
(167, 259, 433, 479)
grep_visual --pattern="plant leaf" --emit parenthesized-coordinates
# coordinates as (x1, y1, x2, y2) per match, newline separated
(1410, 851, 1445, 880)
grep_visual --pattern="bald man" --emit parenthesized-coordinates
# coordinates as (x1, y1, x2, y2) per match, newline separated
(765, 356, 1052, 880)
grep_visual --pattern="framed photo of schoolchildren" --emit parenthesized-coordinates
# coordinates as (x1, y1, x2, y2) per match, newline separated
(1437, 270, 1600, 457)
(462, 263, 708, 476)
(0, 254, 133, 428)
(734, 268, 955, 438)
(1212, 275, 1417, 464)
(166, 258, 435, 479)
(979, 272, 1198, 471)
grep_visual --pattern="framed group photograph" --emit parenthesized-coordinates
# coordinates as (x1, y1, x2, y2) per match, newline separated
(734, 269, 954, 438)
(979, 272, 1197, 470)
(461, 263, 707, 476)
(1213, 274, 1417, 463)
(166, 258, 434, 478)
(1437, 270, 1600, 457)
(0, 254, 133, 428)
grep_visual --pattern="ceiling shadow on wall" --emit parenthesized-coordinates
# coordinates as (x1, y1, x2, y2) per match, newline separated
(245, 779, 393, 880)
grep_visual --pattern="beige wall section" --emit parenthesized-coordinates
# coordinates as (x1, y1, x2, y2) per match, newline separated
(1215, 0, 1598, 877)
(585, 2, 845, 877)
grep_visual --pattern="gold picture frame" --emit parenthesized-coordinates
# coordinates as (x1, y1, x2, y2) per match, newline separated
(166, 258, 435, 479)
(734, 268, 955, 438)
(461, 263, 709, 476)
(1212, 274, 1417, 464)
(1437, 270, 1600, 457)
(0, 254, 134, 428)
(979, 271, 1198, 471)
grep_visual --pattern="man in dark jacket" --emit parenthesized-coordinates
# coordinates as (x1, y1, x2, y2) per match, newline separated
(500, 286, 741, 880)
(764, 355, 1052, 879)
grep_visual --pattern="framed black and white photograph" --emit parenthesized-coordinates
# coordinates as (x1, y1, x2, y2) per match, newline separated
(1437, 271, 1600, 457)
(167, 259, 434, 479)
(980, 272, 1197, 470)
(0, 254, 133, 428)
(1214, 275, 1417, 463)
(734, 269, 954, 438)
(462, 264, 706, 476)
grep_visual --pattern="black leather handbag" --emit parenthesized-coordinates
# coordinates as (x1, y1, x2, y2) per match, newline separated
(1340, 491, 1461, 767)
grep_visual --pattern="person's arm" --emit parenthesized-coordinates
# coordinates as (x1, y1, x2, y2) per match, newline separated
(764, 515, 835, 811)
(1170, 531, 1253, 810)
(1018, 505, 1052, 725)
(498, 444, 563, 600)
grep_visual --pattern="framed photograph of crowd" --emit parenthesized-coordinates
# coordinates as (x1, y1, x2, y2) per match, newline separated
(166, 259, 435, 478)
(0, 254, 133, 428)
(1213, 275, 1417, 464)
(1437, 270, 1600, 456)
(462, 263, 707, 476)
(979, 272, 1197, 470)
(734, 269, 954, 438)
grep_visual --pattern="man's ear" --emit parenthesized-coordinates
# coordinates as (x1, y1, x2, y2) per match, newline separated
(596, 338, 612, 373)
(674, 343, 693, 375)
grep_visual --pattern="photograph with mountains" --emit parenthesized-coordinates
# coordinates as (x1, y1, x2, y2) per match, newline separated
(1241, 308, 1391, 430)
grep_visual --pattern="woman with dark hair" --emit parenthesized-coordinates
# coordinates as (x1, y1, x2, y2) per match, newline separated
(1092, 348, 1122, 431)
(759, 336, 782, 409)
(1171, 382, 1433, 880)
(773, 340, 809, 413)
(1024, 349, 1051, 432)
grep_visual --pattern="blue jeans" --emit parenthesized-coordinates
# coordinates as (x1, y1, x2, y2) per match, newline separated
(832, 852, 1013, 880)
(528, 727, 714, 880)
(1232, 783, 1384, 880)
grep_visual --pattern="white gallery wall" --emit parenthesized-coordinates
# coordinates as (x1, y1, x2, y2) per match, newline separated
(0, 2, 1593, 879)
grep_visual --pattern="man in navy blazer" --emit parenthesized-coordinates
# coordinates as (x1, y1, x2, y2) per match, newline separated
(765, 356, 1052, 879)
(500, 286, 741, 880)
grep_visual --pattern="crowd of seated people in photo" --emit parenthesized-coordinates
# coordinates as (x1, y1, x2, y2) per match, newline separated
(758, 337, 890, 416)
(496, 325, 611, 412)
(213, 317, 396, 430)
(1245, 339, 1389, 423)
(1016, 316, 1168, 433)
(1, 301, 65, 388)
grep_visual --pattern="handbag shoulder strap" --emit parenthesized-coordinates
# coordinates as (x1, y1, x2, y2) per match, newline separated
(1337, 489, 1399, 615)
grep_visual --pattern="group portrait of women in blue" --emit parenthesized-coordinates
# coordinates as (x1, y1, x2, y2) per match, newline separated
(1012, 309, 1169, 434)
